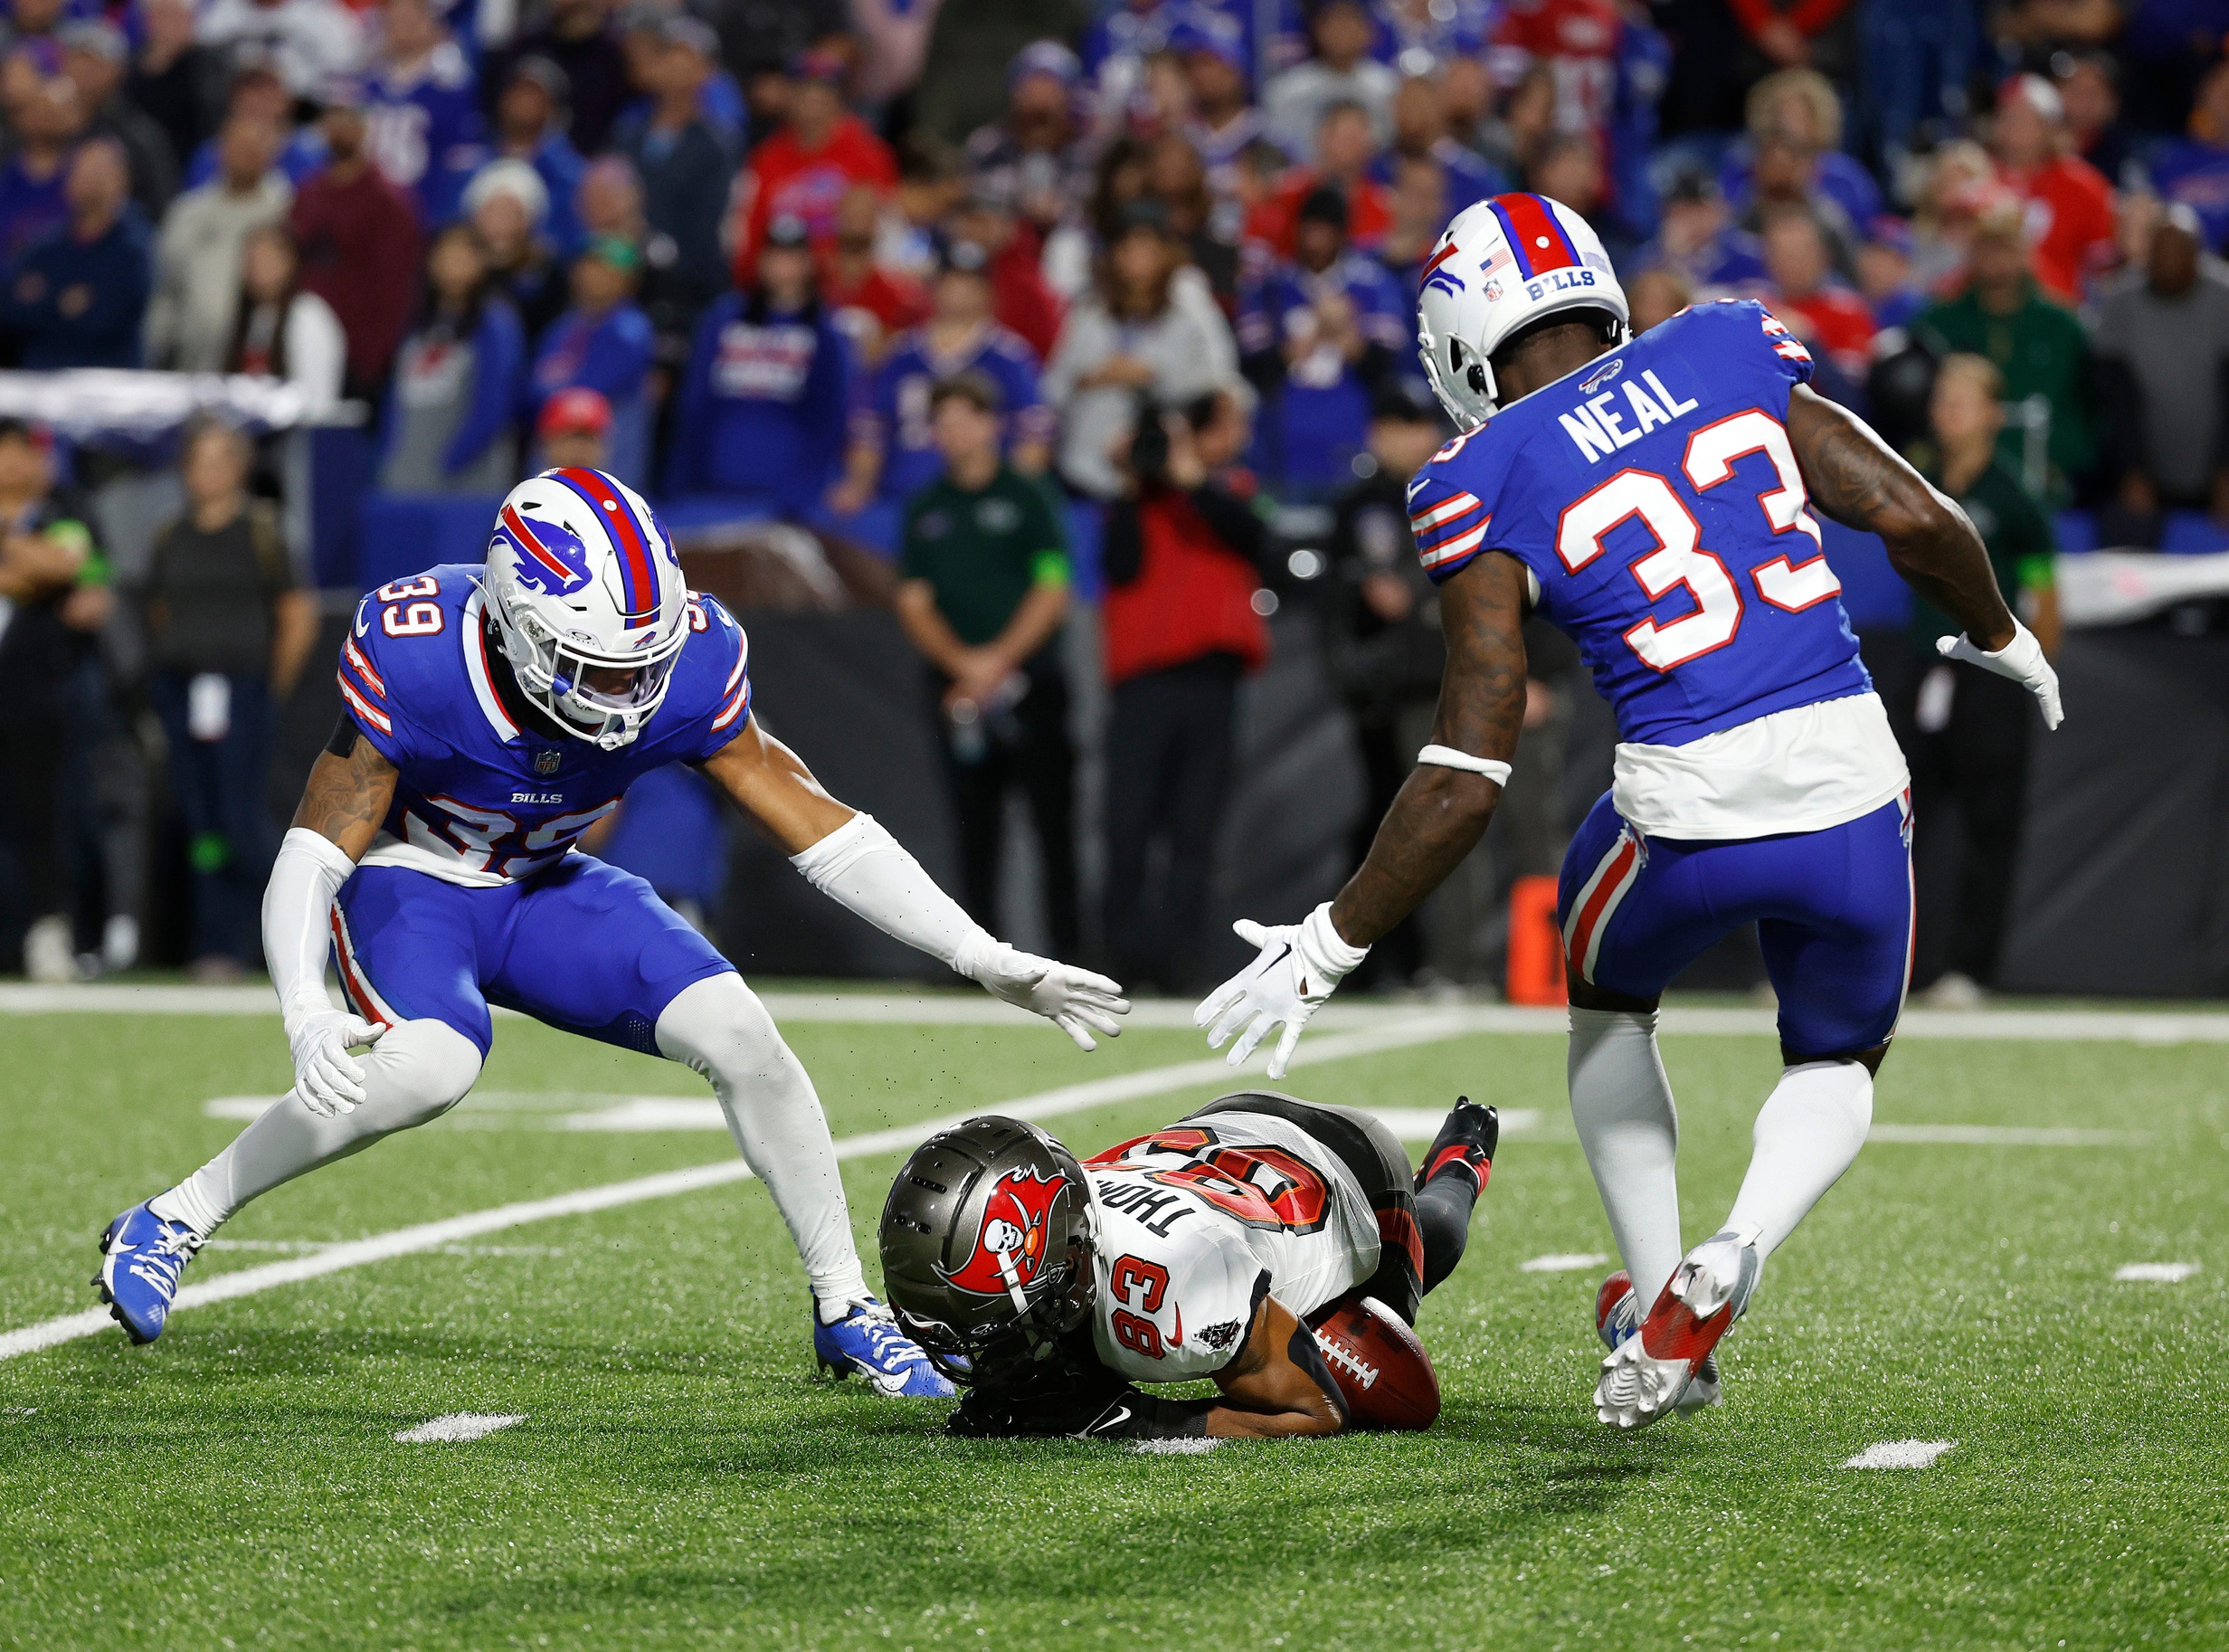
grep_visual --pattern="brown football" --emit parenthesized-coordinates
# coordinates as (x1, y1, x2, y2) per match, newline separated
(1309, 1295, 1441, 1431)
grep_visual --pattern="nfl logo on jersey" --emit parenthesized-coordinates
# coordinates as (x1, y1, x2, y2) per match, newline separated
(533, 748, 561, 775)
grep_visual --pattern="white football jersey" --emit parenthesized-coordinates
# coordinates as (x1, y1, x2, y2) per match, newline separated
(1083, 1110, 1381, 1383)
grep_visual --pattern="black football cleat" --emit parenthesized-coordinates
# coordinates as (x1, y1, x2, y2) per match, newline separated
(1415, 1097, 1499, 1197)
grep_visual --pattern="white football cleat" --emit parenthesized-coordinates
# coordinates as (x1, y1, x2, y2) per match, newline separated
(1596, 1231, 1756, 1429)
(1595, 1267, 1721, 1416)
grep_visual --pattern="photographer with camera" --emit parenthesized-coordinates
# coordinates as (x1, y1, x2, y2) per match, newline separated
(1099, 387, 1269, 994)
(895, 372, 1080, 957)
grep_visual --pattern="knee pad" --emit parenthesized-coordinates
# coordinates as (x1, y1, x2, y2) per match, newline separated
(354, 1019, 483, 1133)
(654, 971, 793, 1085)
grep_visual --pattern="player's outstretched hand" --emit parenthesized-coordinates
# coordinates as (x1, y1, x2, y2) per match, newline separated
(1194, 902, 1370, 1080)
(956, 937, 1128, 1051)
(283, 1002, 385, 1116)
(1938, 622, 2063, 730)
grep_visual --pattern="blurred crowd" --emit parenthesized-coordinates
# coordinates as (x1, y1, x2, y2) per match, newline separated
(4, 0, 2224, 994)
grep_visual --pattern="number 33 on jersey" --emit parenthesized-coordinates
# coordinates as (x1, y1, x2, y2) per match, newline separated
(1405, 299, 1869, 749)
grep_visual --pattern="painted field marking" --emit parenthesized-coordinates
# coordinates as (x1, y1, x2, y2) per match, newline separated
(2114, 1262, 2201, 1283)
(1866, 1125, 2149, 1146)
(1845, 1439, 1957, 1469)
(1133, 1438, 1220, 1456)
(1521, 1253, 1613, 1274)
(14, 982, 2229, 1047)
(0, 1014, 1481, 1363)
(394, 1413, 525, 1444)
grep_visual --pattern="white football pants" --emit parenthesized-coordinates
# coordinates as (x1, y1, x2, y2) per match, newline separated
(153, 973, 871, 1310)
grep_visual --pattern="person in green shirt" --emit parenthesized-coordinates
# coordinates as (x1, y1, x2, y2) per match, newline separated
(896, 371, 1079, 955)
(1915, 201, 2098, 505)
(1900, 353, 2063, 1009)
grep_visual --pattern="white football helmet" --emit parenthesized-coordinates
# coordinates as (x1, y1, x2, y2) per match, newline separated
(1416, 193, 1631, 430)
(479, 467, 688, 750)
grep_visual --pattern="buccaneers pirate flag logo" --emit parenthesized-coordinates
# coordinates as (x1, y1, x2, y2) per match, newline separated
(942, 1167, 1068, 1300)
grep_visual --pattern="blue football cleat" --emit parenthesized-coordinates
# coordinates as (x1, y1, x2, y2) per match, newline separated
(812, 1298, 955, 1397)
(95, 1202, 204, 1344)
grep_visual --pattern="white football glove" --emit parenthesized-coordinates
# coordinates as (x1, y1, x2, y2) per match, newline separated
(1938, 621, 2063, 730)
(1194, 903, 1370, 1079)
(282, 999, 384, 1116)
(956, 936, 1129, 1051)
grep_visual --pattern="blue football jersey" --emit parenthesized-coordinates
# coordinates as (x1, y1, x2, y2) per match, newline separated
(335, 565, 751, 886)
(1404, 299, 1869, 747)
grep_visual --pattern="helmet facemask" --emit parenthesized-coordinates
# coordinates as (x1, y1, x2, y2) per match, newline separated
(894, 1231, 1096, 1388)
(488, 589, 688, 751)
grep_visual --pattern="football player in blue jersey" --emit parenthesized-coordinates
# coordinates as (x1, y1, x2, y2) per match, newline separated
(1194, 194, 2063, 1429)
(96, 468, 1127, 1396)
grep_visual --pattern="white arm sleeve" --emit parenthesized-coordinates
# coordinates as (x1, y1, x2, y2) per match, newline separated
(789, 812, 992, 974)
(262, 826, 357, 1014)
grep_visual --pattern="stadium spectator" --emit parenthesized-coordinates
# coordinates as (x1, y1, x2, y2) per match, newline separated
(1247, 100, 1392, 257)
(145, 113, 288, 373)
(60, 20, 178, 217)
(1639, 166, 1765, 288)
(1143, 134, 1239, 310)
(487, 57, 585, 260)
(665, 214, 853, 513)
(1758, 204, 1874, 379)
(575, 152, 646, 251)
(914, 0, 1090, 146)
(1905, 139, 1997, 291)
(362, 0, 485, 228)
(1729, 71, 1877, 228)
(1043, 202, 1238, 499)
(1182, 24, 1266, 207)
(1080, 0, 1190, 110)
(732, 49, 896, 280)
(179, 63, 325, 192)
(377, 223, 523, 493)
(1627, 260, 1693, 332)
(895, 371, 1078, 954)
(125, 0, 226, 182)
(835, 236, 1048, 514)
(489, 0, 627, 157)
(824, 183, 929, 366)
(223, 223, 345, 407)
(535, 383, 611, 470)
(1898, 354, 2059, 1009)
(1916, 197, 2097, 501)
(289, 80, 422, 399)
(612, 17, 737, 343)
(966, 41, 1091, 243)
(196, 0, 364, 101)
(1239, 184, 1408, 491)
(877, 130, 961, 286)
(1989, 73, 2115, 302)
(1859, 0, 1977, 168)
(2148, 58, 2229, 252)
(466, 157, 565, 343)
(1855, 215, 1924, 330)
(0, 418, 109, 983)
(2056, 50, 2138, 190)
(1526, 130, 1616, 252)
(0, 76, 85, 266)
(140, 416, 316, 979)
(1377, 152, 1451, 294)
(946, 184, 1065, 361)
(1486, 0, 1627, 155)
(1467, 58, 1554, 187)
(1372, 74, 1504, 215)
(1264, 0, 1399, 157)
(1098, 387, 1265, 993)
(2093, 204, 2229, 527)
(527, 236, 654, 487)
(1719, 0, 1858, 82)
(2, 137, 148, 369)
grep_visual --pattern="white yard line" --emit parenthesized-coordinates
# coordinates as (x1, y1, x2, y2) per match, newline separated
(1520, 1253, 1613, 1274)
(394, 1413, 525, 1444)
(0, 1014, 1476, 1363)
(1845, 1439, 1957, 1469)
(2114, 1261, 2201, 1283)
(1866, 1125, 2150, 1146)
(9, 982, 2229, 1045)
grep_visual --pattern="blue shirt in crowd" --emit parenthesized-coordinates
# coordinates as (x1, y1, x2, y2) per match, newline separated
(3, 214, 151, 369)
(665, 295, 854, 514)
(2149, 139, 2229, 251)
(0, 157, 69, 267)
(857, 322, 1049, 502)
(529, 299, 654, 481)
(365, 43, 489, 226)
(1240, 250, 1409, 491)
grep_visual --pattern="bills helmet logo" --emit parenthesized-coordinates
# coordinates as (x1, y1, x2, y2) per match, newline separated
(1419, 240, 1465, 299)
(497, 506, 593, 598)
(941, 1167, 1067, 1296)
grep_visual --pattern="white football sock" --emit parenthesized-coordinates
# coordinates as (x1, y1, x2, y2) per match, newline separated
(1568, 1006, 1684, 1307)
(654, 973, 871, 1318)
(150, 1018, 484, 1237)
(1724, 1059, 1874, 1261)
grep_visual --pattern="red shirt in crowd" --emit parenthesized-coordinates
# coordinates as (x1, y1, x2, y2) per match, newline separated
(1997, 154, 2117, 302)
(988, 227, 1065, 361)
(733, 115, 899, 283)
(823, 261, 930, 362)
(1764, 286, 1876, 378)
(1490, 0, 1622, 136)
(1244, 168, 1392, 258)
(289, 162, 422, 394)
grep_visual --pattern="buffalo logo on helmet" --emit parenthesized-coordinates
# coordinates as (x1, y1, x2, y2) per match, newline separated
(940, 1166, 1069, 1296)
(1418, 239, 1465, 299)
(497, 505, 593, 598)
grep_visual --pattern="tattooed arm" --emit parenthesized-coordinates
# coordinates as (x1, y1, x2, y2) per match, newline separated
(1786, 384, 2016, 651)
(292, 721, 401, 860)
(1329, 547, 1530, 946)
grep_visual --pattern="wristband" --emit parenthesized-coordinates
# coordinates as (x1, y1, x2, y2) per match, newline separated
(1296, 901, 1369, 993)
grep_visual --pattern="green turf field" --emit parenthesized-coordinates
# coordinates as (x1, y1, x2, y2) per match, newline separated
(2, 996, 2224, 1649)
